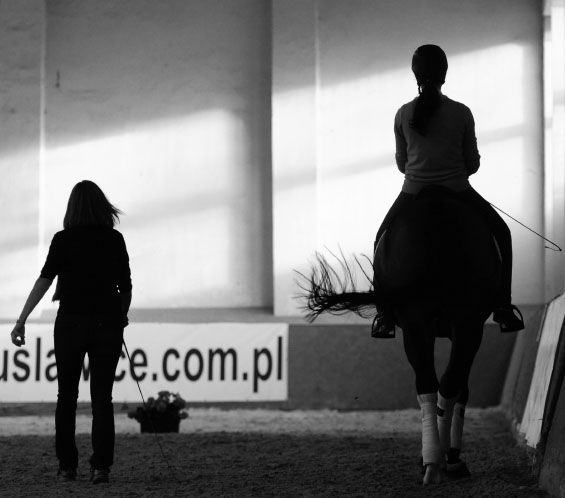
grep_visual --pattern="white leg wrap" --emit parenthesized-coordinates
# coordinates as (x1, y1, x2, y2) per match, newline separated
(450, 403, 466, 450)
(417, 393, 441, 465)
(437, 393, 457, 456)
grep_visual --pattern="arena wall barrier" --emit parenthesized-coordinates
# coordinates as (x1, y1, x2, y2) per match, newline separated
(0, 311, 520, 410)
(501, 295, 565, 498)
(538, 344, 565, 498)
(500, 306, 546, 423)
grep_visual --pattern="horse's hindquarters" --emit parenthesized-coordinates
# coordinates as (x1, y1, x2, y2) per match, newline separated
(374, 193, 501, 312)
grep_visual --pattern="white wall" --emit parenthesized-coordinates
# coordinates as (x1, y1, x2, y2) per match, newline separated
(273, 0, 544, 314)
(0, 1, 548, 319)
(0, 1, 45, 317)
(41, 0, 272, 310)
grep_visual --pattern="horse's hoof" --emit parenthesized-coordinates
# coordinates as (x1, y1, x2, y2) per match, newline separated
(445, 459, 471, 479)
(422, 463, 442, 485)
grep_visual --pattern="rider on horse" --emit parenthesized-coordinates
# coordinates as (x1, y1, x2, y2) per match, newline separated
(373, 44, 525, 337)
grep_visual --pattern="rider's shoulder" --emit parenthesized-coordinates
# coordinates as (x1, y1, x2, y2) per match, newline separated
(396, 97, 419, 118)
(441, 95, 473, 115)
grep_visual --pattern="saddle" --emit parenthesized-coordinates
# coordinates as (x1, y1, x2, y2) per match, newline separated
(372, 186, 502, 335)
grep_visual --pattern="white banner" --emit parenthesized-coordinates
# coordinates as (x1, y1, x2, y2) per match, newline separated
(0, 323, 288, 402)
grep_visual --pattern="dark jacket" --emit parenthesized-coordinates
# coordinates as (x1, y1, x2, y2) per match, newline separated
(40, 226, 132, 318)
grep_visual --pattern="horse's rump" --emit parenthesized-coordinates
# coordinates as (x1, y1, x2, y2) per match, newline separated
(374, 188, 501, 312)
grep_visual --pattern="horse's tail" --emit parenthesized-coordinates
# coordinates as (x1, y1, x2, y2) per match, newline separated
(296, 251, 378, 322)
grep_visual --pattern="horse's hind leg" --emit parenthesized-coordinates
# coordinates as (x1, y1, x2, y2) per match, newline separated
(438, 387, 472, 478)
(438, 322, 484, 476)
(402, 327, 439, 395)
(446, 393, 471, 478)
(417, 394, 442, 485)
(402, 328, 442, 485)
(437, 393, 457, 463)
(450, 387, 469, 457)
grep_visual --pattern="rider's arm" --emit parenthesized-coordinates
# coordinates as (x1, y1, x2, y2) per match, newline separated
(463, 108, 480, 176)
(394, 109, 408, 173)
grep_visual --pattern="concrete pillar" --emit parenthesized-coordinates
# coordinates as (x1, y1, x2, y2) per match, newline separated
(0, 1, 45, 318)
(272, 0, 319, 316)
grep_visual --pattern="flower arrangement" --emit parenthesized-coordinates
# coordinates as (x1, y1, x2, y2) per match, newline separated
(128, 391, 188, 433)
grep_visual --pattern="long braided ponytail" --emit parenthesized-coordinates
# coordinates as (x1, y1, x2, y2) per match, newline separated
(409, 45, 448, 135)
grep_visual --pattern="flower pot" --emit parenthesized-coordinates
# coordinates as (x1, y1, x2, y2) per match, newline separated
(139, 413, 181, 433)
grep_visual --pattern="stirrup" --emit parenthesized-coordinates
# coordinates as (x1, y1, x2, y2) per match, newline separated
(371, 313, 396, 339)
(493, 304, 525, 333)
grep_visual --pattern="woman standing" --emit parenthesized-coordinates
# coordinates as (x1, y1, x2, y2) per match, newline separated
(11, 180, 132, 485)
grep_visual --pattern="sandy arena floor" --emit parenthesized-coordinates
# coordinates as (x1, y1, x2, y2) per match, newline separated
(0, 408, 549, 497)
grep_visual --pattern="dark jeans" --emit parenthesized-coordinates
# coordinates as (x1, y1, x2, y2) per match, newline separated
(54, 314, 123, 470)
(375, 187, 513, 305)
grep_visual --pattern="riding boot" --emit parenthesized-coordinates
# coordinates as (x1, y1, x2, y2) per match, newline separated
(493, 246, 524, 332)
(493, 304, 525, 333)
(371, 310, 396, 339)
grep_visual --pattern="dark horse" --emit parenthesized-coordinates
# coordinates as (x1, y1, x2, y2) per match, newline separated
(302, 186, 501, 485)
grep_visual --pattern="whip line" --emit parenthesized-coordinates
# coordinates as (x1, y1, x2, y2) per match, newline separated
(489, 202, 562, 252)
(122, 339, 182, 483)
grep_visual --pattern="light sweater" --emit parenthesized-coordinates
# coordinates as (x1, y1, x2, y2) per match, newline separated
(394, 95, 480, 194)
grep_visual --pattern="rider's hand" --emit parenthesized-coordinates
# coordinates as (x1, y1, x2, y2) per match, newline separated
(11, 322, 26, 347)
